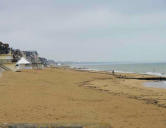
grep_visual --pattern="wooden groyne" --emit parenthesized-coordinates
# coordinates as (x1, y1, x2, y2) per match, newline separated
(116, 75, 166, 81)
(111, 72, 166, 81)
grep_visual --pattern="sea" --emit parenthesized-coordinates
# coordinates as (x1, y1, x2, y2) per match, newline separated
(69, 62, 166, 76)
(69, 62, 166, 88)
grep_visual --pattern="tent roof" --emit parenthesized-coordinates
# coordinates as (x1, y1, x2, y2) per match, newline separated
(16, 57, 30, 65)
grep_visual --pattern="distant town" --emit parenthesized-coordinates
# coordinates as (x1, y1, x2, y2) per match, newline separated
(0, 41, 58, 71)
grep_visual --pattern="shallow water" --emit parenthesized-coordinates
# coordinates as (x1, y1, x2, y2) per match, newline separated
(144, 81, 166, 89)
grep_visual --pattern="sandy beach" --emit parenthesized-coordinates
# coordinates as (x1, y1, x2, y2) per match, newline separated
(0, 68, 166, 128)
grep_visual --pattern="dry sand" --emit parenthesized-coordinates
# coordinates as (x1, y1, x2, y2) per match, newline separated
(0, 68, 166, 128)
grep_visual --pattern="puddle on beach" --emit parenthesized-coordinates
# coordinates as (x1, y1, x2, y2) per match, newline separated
(144, 81, 166, 89)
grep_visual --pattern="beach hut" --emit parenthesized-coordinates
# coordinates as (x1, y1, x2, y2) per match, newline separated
(16, 57, 32, 70)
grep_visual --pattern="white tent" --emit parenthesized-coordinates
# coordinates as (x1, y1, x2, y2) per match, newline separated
(16, 57, 32, 70)
(16, 57, 30, 65)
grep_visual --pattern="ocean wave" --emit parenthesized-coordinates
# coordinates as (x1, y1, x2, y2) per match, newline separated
(144, 72, 166, 77)
(71, 66, 100, 71)
(112, 70, 166, 77)
(114, 70, 135, 74)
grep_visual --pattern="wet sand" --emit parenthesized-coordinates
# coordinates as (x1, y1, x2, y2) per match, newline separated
(0, 68, 166, 128)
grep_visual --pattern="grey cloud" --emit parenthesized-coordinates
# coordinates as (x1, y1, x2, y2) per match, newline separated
(0, 0, 166, 61)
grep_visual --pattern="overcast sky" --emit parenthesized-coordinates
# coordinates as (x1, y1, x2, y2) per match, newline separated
(0, 0, 166, 62)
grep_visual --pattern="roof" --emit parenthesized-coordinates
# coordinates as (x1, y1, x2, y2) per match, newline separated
(16, 57, 30, 65)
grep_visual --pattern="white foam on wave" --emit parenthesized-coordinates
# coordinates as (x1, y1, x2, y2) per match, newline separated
(81, 68, 99, 71)
(114, 70, 135, 74)
(144, 72, 166, 77)
(71, 66, 100, 71)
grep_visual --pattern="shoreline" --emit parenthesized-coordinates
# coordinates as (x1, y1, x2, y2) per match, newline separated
(70, 65, 166, 77)
(71, 66, 166, 81)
